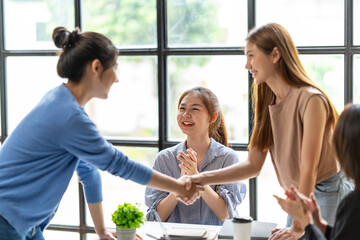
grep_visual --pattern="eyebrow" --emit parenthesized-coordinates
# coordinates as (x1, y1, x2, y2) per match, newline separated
(245, 50, 254, 55)
(179, 103, 202, 107)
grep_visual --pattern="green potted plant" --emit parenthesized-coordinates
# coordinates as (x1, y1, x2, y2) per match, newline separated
(112, 203, 146, 240)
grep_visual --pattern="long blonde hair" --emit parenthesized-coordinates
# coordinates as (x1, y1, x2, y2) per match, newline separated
(247, 23, 339, 151)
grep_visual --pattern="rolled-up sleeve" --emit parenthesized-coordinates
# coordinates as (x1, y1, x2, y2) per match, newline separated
(145, 151, 176, 221)
(145, 186, 169, 221)
(216, 181, 246, 218)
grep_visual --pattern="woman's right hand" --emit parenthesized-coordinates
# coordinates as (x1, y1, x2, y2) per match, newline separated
(174, 175, 204, 205)
(282, 186, 328, 234)
(273, 186, 313, 229)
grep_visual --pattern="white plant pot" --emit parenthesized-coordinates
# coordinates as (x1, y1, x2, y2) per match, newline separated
(116, 226, 136, 240)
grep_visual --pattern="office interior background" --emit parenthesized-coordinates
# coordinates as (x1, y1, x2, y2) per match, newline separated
(0, 0, 359, 239)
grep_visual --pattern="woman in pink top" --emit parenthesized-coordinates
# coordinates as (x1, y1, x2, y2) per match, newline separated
(188, 23, 353, 240)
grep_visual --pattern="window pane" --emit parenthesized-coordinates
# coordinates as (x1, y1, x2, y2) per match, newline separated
(4, 0, 74, 50)
(257, 153, 287, 227)
(355, 0, 360, 45)
(168, 56, 249, 144)
(43, 230, 79, 240)
(86, 56, 158, 140)
(354, 55, 360, 104)
(86, 146, 158, 228)
(82, 0, 157, 48)
(49, 174, 80, 225)
(6, 57, 63, 134)
(299, 55, 344, 112)
(236, 151, 250, 217)
(167, 0, 247, 47)
(256, 0, 344, 46)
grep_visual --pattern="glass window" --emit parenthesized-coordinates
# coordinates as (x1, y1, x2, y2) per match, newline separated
(168, 56, 249, 144)
(86, 146, 158, 228)
(355, 0, 360, 45)
(85, 56, 158, 140)
(256, 0, 344, 46)
(299, 55, 344, 112)
(236, 151, 250, 216)
(6, 57, 64, 134)
(82, 0, 157, 48)
(354, 55, 360, 104)
(49, 174, 80, 226)
(167, 0, 247, 47)
(257, 153, 287, 227)
(3, 0, 74, 50)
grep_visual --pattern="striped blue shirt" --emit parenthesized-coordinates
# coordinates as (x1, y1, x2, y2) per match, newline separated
(145, 138, 246, 225)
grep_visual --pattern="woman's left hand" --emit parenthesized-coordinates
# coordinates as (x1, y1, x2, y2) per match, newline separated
(269, 227, 303, 240)
(177, 148, 199, 175)
(98, 229, 116, 240)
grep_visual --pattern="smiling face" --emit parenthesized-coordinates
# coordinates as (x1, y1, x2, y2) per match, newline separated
(245, 41, 278, 85)
(177, 92, 212, 137)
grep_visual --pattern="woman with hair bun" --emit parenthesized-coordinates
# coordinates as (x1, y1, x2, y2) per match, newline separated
(145, 87, 246, 225)
(0, 27, 202, 240)
(188, 23, 353, 239)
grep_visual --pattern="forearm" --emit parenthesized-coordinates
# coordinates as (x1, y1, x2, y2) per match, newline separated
(293, 168, 318, 232)
(156, 193, 179, 221)
(88, 202, 107, 234)
(200, 185, 229, 221)
(298, 167, 317, 197)
(147, 171, 181, 194)
(201, 160, 260, 185)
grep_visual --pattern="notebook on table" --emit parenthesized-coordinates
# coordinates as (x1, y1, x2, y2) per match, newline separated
(145, 212, 217, 240)
(218, 219, 277, 240)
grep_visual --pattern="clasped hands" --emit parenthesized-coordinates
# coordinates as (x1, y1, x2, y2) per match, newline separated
(174, 148, 205, 205)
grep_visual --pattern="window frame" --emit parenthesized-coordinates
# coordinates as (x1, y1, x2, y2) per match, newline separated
(0, 0, 359, 239)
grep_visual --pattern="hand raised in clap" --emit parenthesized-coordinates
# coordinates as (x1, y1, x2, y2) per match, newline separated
(178, 148, 199, 176)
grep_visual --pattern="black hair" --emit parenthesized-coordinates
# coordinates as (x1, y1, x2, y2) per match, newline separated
(52, 26, 118, 82)
(333, 104, 360, 188)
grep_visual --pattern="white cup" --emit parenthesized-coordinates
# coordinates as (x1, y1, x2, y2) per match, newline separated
(232, 216, 253, 240)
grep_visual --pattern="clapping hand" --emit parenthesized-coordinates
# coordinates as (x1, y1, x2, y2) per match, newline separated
(178, 148, 199, 176)
(282, 186, 327, 233)
(270, 186, 313, 240)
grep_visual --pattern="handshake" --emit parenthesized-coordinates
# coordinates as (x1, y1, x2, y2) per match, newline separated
(173, 174, 206, 205)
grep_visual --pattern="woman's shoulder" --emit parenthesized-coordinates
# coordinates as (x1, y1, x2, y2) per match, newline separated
(295, 86, 329, 112)
(209, 139, 238, 161)
(296, 86, 323, 98)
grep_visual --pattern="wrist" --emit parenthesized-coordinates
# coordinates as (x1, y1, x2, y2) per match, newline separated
(298, 213, 313, 230)
(317, 219, 328, 234)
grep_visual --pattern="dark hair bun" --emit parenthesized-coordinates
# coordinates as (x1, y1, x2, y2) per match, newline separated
(52, 26, 81, 49)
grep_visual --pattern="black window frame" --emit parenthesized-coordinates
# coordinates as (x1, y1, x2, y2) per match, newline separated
(0, 0, 359, 239)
